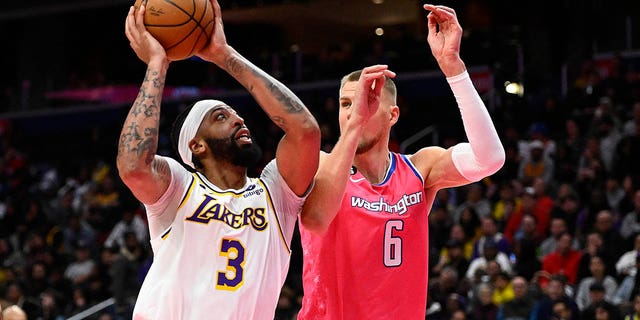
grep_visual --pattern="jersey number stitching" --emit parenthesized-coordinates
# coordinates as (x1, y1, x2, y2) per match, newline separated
(383, 220, 404, 267)
(216, 238, 245, 291)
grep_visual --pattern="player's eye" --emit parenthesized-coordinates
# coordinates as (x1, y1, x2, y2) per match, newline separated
(340, 101, 352, 108)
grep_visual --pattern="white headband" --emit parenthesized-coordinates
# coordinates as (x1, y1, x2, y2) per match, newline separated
(178, 99, 226, 169)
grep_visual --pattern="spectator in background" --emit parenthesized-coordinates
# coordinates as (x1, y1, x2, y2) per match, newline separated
(1, 282, 38, 320)
(471, 216, 511, 260)
(505, 179, 553, 244)
(497, 276, 534, 320)
(622, 102, 640, 137)
(574, 255, 619, 311)
(518, 140, 554, 186)
(85, 172, 122, 236)
(428, 266, 468, 314)
(449, 223, 475, 260)
(541, 232, 582, 286)
(576, 137, 606, 202)
(102, 201, 148, 250)
(491, 181, 521, 229)
(612, 254, 640, 307)
(539, 217, 576, 260)
(468, 282, 498, 320)
(530, 178, 555, 237)
(551, 300, 576, 320)
(37, 289, 64, 320)
(61, 215, 96, 255)
(504, 187, 536, 244)
(604, 176, 626, 214)
(592, 210, 627, 262)
(593, 114, 622, 175)
(458, 207, 482, 245)
(492, 271, 514, 307)
(612, 127, 640, 179)
(561, 117, 586, 157)
(623, 293, 640, 320)
(429, 203, 454, 252)
(617, 175, 639, 218)
(466, 239, 513, 281)
(550, 188, 585, 239)
(530, 275, 579, 320)
(513, 214, 543, 247)
(63, 243, 96, 287)
(433, 239, 470, 280)
(580, 287, 623, 320)
(512, 236, 541, 282)
(616, 234, 640, 279)
(102, 236, 143, 316)
(445, 294, 469, 320)
(577, 232, 616, 283)
(620, 190, 640, 241)
(454, 182, 493, 222)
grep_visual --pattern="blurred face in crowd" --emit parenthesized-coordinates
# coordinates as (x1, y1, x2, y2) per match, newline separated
(550, 218, 567, 238)
(546, 279, 564, 301)
(511, 276, 528, 299)
(589, 256, 606, 278)
(556, 233, 572, 254)
(552, 301, 572, 320)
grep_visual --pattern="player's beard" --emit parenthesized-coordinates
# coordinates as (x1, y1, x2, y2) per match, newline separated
(206, 133, 263, 168)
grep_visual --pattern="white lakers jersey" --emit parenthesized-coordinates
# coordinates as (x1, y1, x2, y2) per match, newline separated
(133, 156, 304, 320)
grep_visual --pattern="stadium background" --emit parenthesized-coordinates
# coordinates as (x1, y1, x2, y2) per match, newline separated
(0, 0, 639, 319)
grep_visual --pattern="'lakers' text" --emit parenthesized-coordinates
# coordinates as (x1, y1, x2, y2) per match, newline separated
(186, 194, 268, 230)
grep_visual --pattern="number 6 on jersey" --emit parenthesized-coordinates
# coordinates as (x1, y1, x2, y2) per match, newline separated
(383, 220, 404, 267)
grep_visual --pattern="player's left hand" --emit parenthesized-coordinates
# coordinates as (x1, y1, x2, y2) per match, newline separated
(423, 4, 464, 76)
(196, 0, 229, 63)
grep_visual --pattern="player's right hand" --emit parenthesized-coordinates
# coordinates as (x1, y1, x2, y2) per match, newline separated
(352, 65, 396, 125)
(125, 5, 168, 65)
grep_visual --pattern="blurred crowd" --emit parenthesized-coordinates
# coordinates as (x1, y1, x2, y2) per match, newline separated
(0, 51, 639, 320)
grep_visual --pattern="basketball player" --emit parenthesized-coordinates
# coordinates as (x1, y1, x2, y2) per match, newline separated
(297, 4, 505, 319)
(120, 0, 320, 319)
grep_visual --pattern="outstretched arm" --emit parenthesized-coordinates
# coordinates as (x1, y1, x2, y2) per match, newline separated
(411, 4, 504, 190)
(117, 5, 172, 205)
(301, 65, 396, 234)
(197, 0, 319, 196)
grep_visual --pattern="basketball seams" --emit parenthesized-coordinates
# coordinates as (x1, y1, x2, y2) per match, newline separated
(139, 0, 213, 60)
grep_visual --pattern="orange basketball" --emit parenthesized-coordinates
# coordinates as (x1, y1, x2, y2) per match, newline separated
(133, 0, 214, 61)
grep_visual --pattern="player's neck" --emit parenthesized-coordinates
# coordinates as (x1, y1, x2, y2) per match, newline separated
(354, 149, 391, 184)
(200, 162, 247, 190)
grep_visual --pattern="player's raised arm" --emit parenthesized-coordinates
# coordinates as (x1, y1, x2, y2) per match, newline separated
(196, 0, 320, 196)
(117, 5, 172, 204)
(411, 4, 505, 190)
(301, 65, 396, 234)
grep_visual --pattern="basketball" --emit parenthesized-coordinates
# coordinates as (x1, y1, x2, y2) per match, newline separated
(133, 0, 214, 61)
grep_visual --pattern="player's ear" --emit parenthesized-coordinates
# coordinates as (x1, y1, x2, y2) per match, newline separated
(389, 105, 400, 125)
(189, 138, 206, 157)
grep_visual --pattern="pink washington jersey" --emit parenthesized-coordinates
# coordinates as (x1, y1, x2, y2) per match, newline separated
(299, 152, 431, 320)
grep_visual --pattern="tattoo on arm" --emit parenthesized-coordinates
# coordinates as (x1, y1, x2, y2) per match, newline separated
(224, 55, 305, 116)
(118, 68, 163, 164)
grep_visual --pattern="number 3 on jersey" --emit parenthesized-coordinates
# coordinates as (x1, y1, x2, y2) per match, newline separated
(216, 238, 245, 291)
(383, 220, 404, 267)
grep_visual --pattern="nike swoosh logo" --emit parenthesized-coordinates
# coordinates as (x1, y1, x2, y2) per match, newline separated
(350, 177, 366, 183)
